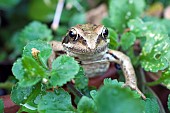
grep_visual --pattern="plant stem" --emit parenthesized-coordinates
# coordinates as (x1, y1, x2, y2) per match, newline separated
(0, 82, 14, 89)
(66, 82, 83, 98)
(139, 68, 166, 113)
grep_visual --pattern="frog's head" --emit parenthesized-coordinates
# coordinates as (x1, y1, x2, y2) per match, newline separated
(62, 24, 109, 55)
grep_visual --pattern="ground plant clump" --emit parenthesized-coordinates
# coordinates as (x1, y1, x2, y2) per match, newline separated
(0, 0, 170, 113)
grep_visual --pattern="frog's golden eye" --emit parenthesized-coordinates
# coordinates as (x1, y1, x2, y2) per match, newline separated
(69, 28, 78, 40)
(102, 27, 108, 38)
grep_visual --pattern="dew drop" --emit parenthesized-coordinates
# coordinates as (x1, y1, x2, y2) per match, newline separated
(130, 25, 134, 30)
(129, 0, 133, 4)
(127, 12, 131, 16)
(142, 27, 147, 30)
(149, 33, 155, 37)
(24, 69, 27, 72)
(24, 96, 27, 100)
(32, 68, 35, 71)
(44, 101, 47, 105)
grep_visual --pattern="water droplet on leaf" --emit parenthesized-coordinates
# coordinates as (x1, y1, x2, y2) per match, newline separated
(24, 96, 27, 99)
(129, 0, 133, 4)
(44, 101, 47, 105)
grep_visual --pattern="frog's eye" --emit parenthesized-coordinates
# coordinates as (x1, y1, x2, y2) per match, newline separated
(69, 28, 78, 40)
(102, 27, 108, 38)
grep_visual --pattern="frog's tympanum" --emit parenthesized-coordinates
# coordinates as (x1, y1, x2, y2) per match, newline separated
(48, 24, 146, 99)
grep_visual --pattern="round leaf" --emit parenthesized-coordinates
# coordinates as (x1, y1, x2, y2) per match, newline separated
(12, 58, 24, 80)
(38, 89, 74, 113)
(95, 81, 144, 113)
(120, 32, 136, 50)
(141, 33, 170, 72)
(77, 96, 96, 113)
(50, 55, 79, 86)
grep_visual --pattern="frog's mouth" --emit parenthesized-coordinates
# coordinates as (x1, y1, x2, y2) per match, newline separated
(63, 44, 108, 55)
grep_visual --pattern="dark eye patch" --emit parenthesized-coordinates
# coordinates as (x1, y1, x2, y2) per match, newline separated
(102, 27, 109, 39)
(62, 35, 69, 44)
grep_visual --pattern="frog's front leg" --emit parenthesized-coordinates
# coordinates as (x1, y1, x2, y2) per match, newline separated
(48, 41, 64, 69)
(104, 49, 146, 99)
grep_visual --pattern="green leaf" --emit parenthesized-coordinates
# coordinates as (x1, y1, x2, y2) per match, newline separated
(77, 96, 96, 113)
(0, 99, 4, 113)
(12, 55, 48, 87)
(95, 79, 144, 113)
(160, 68, 170, 89)
(14, 21, 52, 54)
(90, 90, 97, 100)
(38, 88, 75, 113)
(102, 17, 114, 28)
(161, 19, 170, 36)
(128, 18, 148, 37)
(0, 0, 21, 9)
(108, 28, 119, 49)
(20, 21, 52, 41)
(146, 67, 170, 89)
(103, 78, 123, 86)
(126, 47, 140, 66)
(23, 40, 52, 69)
(144, 98, 159, 113)
(20, 56, 46, 87)
(140, 33, 170, 72)
(147, 21, 167, 35)
(69, 13, 86, 26)
(12, 58, 24, 80)
(50, 55, 79, 86)
(11, 83, 45, 112)
(142, 17, 168, 35)
(74, 67, 88, 89)
(11, 83, 33, 104)
(28, 0, 57, 21)
(109, 0, 145, 32)
(168, 94, 170, 111)
(120, 32, 136, 50)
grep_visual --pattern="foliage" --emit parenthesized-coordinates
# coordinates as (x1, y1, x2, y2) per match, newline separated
(77, 96, 96, 113)
(0, 0, 170, 112)
(94, 79, 144, 113)
(104, 0, 145, 33)
(10, 40, 80, 112)
(108, 15, 170, 89)
(74, 67, 88, 90)
(0, 99, 4, 113)
(0, 0, 21, 9)
(145, 98, 159, 113)
(50, 55, 79, 86)
(38, 89, 75, 113)
(11, 21, 53, 59)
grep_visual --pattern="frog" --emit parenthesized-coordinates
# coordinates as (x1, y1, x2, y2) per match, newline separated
(48, 24, 146, 99)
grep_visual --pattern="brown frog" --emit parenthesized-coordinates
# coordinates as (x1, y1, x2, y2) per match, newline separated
(48, 24, 146, 99)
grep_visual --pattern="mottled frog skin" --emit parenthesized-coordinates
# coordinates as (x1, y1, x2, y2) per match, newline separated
(48, 24, 146, 99)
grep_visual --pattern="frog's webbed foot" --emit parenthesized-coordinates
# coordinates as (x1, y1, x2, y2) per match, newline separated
(104, 49, 146, 100)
